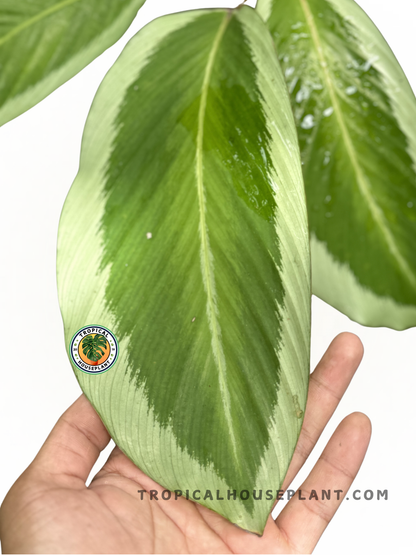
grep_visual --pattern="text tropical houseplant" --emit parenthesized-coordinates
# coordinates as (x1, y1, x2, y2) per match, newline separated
(1, 0, 415, 535)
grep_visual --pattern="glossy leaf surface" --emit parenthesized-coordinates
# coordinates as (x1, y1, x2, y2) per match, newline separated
(57, 6, 310, 534)
(0, 0, 146, 126)
(258, 0, 416, 329)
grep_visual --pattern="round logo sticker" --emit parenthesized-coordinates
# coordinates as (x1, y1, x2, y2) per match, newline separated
(69, 325, 119, 375)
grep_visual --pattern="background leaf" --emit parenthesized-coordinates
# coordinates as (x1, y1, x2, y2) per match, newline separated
(0, 0, 146, 126)
(257, 0, 416, 329)
(57, 6, 310, 534)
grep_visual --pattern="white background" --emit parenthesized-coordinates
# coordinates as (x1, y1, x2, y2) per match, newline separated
(0, 1, 415, 553)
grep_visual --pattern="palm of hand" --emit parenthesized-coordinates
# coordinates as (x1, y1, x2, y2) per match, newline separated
(0, 334, 371, 554)
(11, 451, 289, 554)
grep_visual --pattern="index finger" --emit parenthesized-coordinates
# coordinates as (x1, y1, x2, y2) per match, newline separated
(32, 394, 111, 485)
(282, 332, 364, 491)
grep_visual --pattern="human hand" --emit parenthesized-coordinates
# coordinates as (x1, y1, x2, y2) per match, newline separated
(0, 333, 371, 554)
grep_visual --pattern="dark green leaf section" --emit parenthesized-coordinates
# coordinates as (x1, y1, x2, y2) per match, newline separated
(0, 0, 146, 125)
(99, 10, 283, 505)
(258, 0, 416, 326)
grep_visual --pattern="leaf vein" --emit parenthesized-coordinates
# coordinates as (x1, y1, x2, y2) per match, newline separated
(196, 11, 238, 459)
(0, 0, 82, 47)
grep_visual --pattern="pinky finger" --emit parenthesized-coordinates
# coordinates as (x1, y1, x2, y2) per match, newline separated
(275, 412, 371, 554)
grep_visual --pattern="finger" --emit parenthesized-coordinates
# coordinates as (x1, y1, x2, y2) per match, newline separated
(276, 412, 371, 553)
(32, 394, 111, 484)
(282, 332, 363, 490)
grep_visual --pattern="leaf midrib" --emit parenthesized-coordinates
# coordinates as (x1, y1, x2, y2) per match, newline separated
(0, 0, 82, 47)
(196, 11, 238, 459)
(299, 0, 416, 289)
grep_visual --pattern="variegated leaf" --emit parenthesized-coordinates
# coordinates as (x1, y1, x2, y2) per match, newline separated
(57, 6, 310, 534)
(258, 0, 416, 329)
(0, 0, 146, 126)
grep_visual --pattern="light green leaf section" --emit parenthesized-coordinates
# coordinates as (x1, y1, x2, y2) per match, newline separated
(258, 0, 416, 329)
(0, 0, 146, 126)
(57, 6, 310, 534)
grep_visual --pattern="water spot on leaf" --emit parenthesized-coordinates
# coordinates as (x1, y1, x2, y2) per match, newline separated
(292, 33, 309, 41)
(301, 114, 315, 129)
(346, 85, 357, 95)
(296, 86, 310, 103)
(361, 56, 379, 72)
(288, 76, 299, 94)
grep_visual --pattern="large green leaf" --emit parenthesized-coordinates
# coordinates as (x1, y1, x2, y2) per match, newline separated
(257, 0, 416, 329)
(57, 6, 310, 534)
(0, 0, 146, 126)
